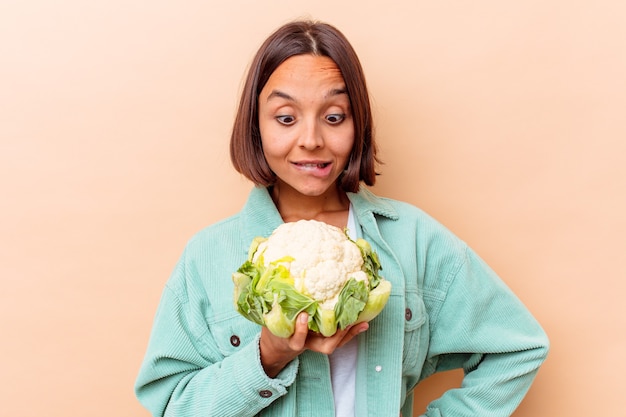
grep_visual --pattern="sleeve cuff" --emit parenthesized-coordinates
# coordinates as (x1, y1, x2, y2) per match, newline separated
(232, 333, 299, 405)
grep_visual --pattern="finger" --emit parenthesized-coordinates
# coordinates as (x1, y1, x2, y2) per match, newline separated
(304, 322, 367, 354)
(288, 312, 309, 351)
(337, 322, 369, 348)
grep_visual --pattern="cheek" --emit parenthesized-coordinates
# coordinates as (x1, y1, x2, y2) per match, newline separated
(335, 126, 356, 158)
(260, 133, 292, 165)
(259, 121, 281, 156)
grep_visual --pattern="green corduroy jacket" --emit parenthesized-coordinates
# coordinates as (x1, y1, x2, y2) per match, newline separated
(135, 186, 549, 417)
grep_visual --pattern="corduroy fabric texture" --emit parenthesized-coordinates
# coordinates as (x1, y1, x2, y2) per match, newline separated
(135, 186, 549, 417)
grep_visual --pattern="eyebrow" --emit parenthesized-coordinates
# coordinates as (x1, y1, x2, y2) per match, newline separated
(265, 87, 348, 103)
(266, 90, 295, 102)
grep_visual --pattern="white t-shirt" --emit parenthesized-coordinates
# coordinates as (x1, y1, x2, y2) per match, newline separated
(328, 205, 359, 417)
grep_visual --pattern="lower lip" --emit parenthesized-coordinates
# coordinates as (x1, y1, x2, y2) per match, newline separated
(292, 162, 333, 178)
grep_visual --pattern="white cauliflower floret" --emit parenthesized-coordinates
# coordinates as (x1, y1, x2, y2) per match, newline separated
(254, 220, 367, 305)
(235, 218, 391, 337)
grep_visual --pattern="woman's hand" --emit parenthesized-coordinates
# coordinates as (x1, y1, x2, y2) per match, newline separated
(259, 312, 368, 378)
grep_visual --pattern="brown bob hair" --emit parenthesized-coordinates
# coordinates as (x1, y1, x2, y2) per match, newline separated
(229, 20, 380, 193)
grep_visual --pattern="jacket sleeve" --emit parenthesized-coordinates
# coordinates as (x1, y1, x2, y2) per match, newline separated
(134, 252, 299, 417)
(419, 244, 549, 417)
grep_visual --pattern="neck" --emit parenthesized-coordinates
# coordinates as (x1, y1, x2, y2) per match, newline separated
(270, 183, 350, 228)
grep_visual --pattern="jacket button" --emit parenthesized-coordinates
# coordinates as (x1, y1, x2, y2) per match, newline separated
(230, 335, 240, 347)
(259, 390, 273, 398)
(405, 308, 413, 321)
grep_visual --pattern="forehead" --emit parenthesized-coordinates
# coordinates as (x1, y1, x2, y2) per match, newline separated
(262, 54, 345, 94)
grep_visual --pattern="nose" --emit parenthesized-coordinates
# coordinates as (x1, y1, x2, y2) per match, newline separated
(297, 118, 323, 150)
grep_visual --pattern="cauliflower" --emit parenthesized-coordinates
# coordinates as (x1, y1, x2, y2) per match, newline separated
(232, 219, 391, 337)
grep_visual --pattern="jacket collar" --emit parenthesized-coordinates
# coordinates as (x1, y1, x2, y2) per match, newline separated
(239, 186, 284, 247)
(238, 186, 399, 248)
(347, 187, 399, 221)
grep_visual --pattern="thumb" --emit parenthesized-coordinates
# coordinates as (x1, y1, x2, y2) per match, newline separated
(289, 312, 309, 351)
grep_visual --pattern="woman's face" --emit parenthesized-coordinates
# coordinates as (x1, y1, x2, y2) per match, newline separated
(258, 54, 354, 199)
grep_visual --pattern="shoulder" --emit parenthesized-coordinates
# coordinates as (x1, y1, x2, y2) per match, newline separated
(165, 213, 246, 294)
(353, 188, 462, 244)
(185, 213, 243, 253)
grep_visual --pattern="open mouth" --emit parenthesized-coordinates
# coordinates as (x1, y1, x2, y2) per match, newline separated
(295, 162, 330, 169)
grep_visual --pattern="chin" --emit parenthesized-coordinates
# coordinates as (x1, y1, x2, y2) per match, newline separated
(296, 187, 329, 197)
(292, 183, 336, 198)
(274, 177, 341, 198)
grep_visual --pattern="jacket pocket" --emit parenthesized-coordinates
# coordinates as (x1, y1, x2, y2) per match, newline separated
(206, 309, 260, 357)
(402, 289, 427, 371)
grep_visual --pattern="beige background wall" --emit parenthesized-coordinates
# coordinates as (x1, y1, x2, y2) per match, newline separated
(1, 1, 624, 416)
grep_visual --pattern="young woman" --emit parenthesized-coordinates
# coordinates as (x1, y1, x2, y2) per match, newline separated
(135, 20, 549, 417)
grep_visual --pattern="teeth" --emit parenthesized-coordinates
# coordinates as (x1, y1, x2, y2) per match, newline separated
(302, 163, 327, 168)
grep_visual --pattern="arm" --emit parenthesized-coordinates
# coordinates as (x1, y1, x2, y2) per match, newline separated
(134, 253, 365, 417)
(134, 258, 298, 417)
(420, 246, 549, 417)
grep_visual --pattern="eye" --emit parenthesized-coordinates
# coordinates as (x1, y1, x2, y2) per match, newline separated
(325, 113, 345, 125)
(276, 115, 296, 126)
